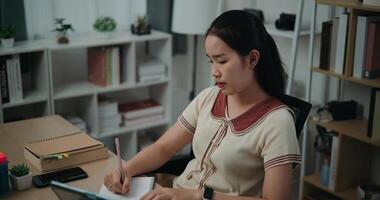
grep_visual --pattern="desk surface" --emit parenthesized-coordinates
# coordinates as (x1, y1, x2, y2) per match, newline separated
(0, 115, 121, 200)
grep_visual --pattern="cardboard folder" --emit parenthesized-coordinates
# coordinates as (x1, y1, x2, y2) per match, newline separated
(24, 131, 109, 172)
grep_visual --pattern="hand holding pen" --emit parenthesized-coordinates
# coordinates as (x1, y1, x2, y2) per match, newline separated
(104, 138, 132, 194)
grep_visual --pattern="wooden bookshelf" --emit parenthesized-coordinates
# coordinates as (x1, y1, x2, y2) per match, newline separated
(316, 0, 380, 12)
(315, 119, 380, 146)
(304, 0, 380, 199)
(312, 67, 380, 88)
(304, 173, 360, 200)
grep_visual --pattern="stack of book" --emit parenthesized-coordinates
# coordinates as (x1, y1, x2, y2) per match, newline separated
(118, 99, 165, 127)
(98, 100, 122, 133)
(0, 54, 23, 103)
(87, 47, 121, 87)
(137, 57, 166, 83)
(64, 115, 89, 134)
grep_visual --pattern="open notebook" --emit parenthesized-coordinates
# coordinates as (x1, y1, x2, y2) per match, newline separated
(51, 177, 155, 200)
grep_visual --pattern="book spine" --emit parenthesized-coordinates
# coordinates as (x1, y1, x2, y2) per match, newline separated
(319, 21, 333, 70)
(364, 22, 380, 78)
(329, 18, 339, 71)
(353, 16, 368, 78)
(123, 105, 164, 120)
(0, 60, 10, 103)
(335, 13, 348, 74)
(328, 135, 339, 191)
(13, 54, 23, 100)
(6, 59, 15, 102)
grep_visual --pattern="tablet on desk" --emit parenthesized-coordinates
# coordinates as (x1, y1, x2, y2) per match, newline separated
(51, 181, 109, 200)
(51, 176, 155, 200)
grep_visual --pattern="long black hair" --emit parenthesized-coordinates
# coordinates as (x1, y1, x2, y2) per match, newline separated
(206, 10, 287, 98)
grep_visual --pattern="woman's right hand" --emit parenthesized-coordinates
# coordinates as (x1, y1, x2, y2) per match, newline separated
(104, 168, 132, 194)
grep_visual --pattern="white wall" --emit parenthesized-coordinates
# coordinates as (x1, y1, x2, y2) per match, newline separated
(23, 0, 146, 39)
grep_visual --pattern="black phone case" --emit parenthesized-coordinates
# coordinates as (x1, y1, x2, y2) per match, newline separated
(32, 167, 88, 188)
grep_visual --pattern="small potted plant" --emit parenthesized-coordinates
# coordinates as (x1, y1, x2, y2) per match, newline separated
(131, 15, 151, 35)
(9, 163, 32, 191)
(0, 26, 16, 48)
(53, 18, 74, 44)
(93, 16, 116, 38)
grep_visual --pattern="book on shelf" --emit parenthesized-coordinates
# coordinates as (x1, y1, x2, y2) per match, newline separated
(363, 22, 380, 79)
(119, 99, 164, 120)
(87, 47, 120, 87)
(368, 88, 380, 139)
(328, 135, 339, 191)
(98, 113, 122, 133)
(63, 115, 89, 133)
(353, 15, 380, 78)
(319, 20, 333, 70)
(363, 0, 380, 6)
(1, 55, 23, 103)
(335, 13, 348, 75)
(123, 113, 165, 127)
(329, 17, 339, 72)
(138, 57, 166, 76)
(139, 73, 166, 83)
(0, 59, 10, 103)
(98, 100, 119, 117)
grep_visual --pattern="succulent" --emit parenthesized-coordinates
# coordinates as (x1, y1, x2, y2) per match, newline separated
(9, 163, 30, 177)
(0, 26, 16, 39)
(93, 17, 116, 32)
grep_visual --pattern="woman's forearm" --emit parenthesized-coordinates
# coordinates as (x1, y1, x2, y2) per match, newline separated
(123, 142, 174, 176)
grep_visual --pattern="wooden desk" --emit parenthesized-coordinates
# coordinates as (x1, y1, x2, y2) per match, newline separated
(0, 115, 120, 200)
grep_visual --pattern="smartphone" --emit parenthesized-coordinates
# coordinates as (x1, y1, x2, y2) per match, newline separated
(33, 167, 88, 188)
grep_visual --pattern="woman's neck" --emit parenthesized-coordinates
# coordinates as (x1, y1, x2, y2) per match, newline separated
(226, 80, 270, 119)
(228, 82, 269, 107)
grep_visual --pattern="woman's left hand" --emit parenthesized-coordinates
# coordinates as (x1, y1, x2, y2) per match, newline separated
(140, 185, 202, 200)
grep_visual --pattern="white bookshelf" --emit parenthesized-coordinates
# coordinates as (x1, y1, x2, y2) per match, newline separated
(0, 30, 172, 160)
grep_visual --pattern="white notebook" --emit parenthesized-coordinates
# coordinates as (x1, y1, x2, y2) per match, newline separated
(99, 177, 155, 200)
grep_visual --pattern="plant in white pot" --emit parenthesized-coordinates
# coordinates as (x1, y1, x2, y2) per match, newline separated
(93, 16, 116, 38)
(9, 163, 32, 191)
(0, 26, 16, 48)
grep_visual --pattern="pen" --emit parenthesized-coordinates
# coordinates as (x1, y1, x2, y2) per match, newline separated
(115, 138, 124, 184)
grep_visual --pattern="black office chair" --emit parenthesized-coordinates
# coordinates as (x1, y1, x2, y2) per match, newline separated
(151, 94, 312, 176)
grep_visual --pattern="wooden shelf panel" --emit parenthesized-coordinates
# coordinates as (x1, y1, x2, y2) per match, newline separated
(304, 173, 360, 200)
(316, 119, 380, 146)
(316, 0, 380, 12)
(312, 67, 380, 88)
(1, 90, 49, 109)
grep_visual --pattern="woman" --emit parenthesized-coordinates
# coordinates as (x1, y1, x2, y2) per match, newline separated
(104, 10, 301, 200)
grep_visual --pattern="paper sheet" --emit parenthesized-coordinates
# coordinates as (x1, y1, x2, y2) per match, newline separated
(99, 177, 154, 200)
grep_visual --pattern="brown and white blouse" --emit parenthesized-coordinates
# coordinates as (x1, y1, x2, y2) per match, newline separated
(173, 86, 301, 197)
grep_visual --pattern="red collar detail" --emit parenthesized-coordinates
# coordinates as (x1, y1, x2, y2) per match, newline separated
(211, 90, 285, 132)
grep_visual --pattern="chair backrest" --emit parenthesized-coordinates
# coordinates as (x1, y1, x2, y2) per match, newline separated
(278, 94, 312, 138)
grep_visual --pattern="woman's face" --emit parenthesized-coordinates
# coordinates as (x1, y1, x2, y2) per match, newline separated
(205, 35, 255, 96)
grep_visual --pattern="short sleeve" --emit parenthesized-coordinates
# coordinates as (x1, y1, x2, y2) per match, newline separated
(260, 108, 301, 171)
(178, 87, 215, 135)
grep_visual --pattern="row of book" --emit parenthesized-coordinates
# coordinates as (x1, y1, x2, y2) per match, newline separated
(319, 14, 380, 79)
(97, 99, 165, 134)
(0, 54, 23, 103)
(87, 47, 167, 87)
(88, 47, 121, 87)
